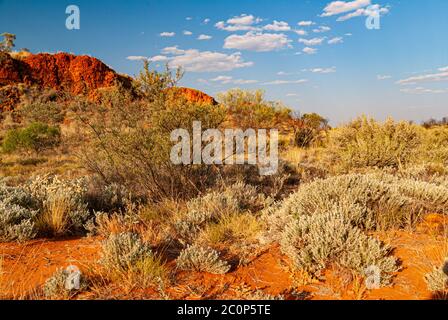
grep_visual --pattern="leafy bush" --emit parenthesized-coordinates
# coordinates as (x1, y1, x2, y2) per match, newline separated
(2, 122, 61, 155)
(291, 113, 329, 148)
(27, 176, 90, 236)
(198, 212, 262, 245)
(272, 173, 448, 232)
(279, 211, 399, 285)
(18, 101, 65, 125)
(43, 267, 87, 299)
(80, 65, 225, 200)
(175, 182, 268, 244)
(327, 116, 421, 170)
(0, 183, 37, 242)
(425, 260, 448, 292)
(218, 89, 292, 130)
(99, 232, 153, 273)
(176, 244, 231, 274)
(420, 127, 448, 165)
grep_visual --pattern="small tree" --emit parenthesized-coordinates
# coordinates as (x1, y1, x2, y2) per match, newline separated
(0, 33, 16, 52)
(2, 122, 61, 156)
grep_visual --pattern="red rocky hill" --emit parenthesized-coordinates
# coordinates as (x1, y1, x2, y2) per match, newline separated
(0, 52, 217, 112)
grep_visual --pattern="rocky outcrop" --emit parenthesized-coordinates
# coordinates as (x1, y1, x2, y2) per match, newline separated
(168, 87, 218, 105)
(0, 52, 217, 112)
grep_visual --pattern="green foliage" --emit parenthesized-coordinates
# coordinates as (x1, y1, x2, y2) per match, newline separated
(272, 173, 448, 232)
(327, 116, 421, 170)
(42, 267, 87, 299)
(80, 64, 225, 200)
(18, 102, 65, 125)
(27, 175, 91, 235)
(218, 89, 292, 129)
(99, 232, 153, 273)
(425, 260, 448, 292)
(280, 211, 398, 285)
(176, 244, 231, 274)
(291, 113, 329, 148)
(0, 183, 38, 242)
(174, 182, 268, 244)
(2, 122, 61, 155)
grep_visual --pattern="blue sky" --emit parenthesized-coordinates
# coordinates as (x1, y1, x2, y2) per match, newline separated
(1, 0, 447, 124)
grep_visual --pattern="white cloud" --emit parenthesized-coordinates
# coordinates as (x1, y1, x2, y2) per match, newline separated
(321, 0, 371, 17)
(377, 74, 392, 80)
(262, 79, 308, 85)
(321, 1, 389, 21)
(183, 30, 193, 36)
(211, 75, 258, 85)
(228, 14, 262, 25)
(203, 18, 210, 24)
(166, 49, 253, 72)
(215, 21, 260, 32)
(198, 34, 212, 40)
(298, 21, 315, 26)
(224, 32, 292, 52)
(160, 32, 175, 37)
(313, 26, 331, 33)
(161, 46, 186, 55)
(150, 55, 170, 62)
(216, 14, 263, 31)
(299, 37, 325, 46)
(328, 37, 344, 44)
(126, 56, 148, 61)
(286, 93, 299, 97)
(303, 47, 318, 55)
(400, 87, 447, 94)
(309, 67, 337, 73)
(397, 70, 448, 85)
(294, 29, 308, 36)
(186, 17, 193, 21)
(338, 4, 389, 21)
(263, 20, 291, 31)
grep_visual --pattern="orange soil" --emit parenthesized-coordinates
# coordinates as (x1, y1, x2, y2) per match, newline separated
(0, 215, 446, 300)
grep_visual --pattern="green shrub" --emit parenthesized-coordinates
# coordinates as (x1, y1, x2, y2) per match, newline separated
(280, 211, 398, 285)
(176, 244, 231, 274)
(99, 232, 153, 273)
(2, 122, 61, 155)
(217, 89, 292, 130)
(425, 260, 448, 293)
(421, 127, 448, 165)
(174, 182, 268, 244)
(26, 175, 90, 236)
(43, 267, 87, 299)
(80, 65, 225, 200)
(0, 183, 37, 242)
(327, 116, 421, 170)
(272, 173, 448, 232)
(18, 102, 65, 125)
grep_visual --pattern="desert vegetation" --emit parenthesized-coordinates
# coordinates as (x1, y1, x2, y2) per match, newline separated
(0, 48, 447, 300)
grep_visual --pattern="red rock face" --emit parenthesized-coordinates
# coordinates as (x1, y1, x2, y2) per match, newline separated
(169, 87, 218, 105)
(19, 53, 130, 95)
(0, 52, 217, 111)
(0, 53, 24, 86)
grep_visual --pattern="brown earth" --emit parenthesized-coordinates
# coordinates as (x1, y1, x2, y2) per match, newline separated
(1, 214, 446, 300)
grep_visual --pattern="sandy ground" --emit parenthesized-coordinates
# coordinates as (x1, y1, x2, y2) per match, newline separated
(0, 214, 446, 300)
